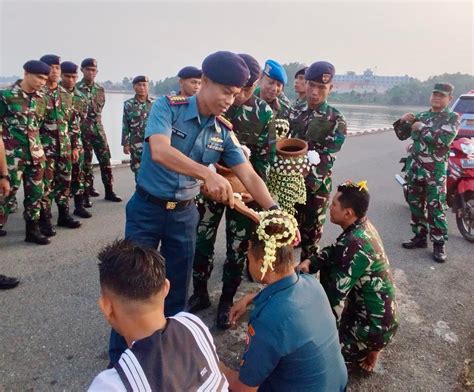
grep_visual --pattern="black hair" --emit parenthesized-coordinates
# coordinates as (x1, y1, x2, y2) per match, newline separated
(337, 183, 370, 218)
(98, 239, 166, 300)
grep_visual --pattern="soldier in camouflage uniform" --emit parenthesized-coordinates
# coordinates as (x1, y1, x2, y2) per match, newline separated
(60, 61, 91, 219)
(293, 66, 307, 106)
(77, 58, 121, 204)
(0, 60, 51, 244)
(121, 75, 153, 180)
(289, 61, 347, 260)
(299, 181, 399, 372)
(177, 66, 202, 97)
(189, 54, 275, 329)
(38, 55, 81, 236)
(394, 83, 459, 263)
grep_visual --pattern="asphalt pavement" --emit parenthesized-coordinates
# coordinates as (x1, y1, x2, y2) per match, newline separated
(0, 131, 472, 391)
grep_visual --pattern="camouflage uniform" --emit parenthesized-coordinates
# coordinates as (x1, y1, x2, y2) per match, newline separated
(289, 100, 347, 259)
(121, 95, 153, 178)
(308, 217, 399, 365)
(394, 108, 459, 242)
(0, 81, 46, 225)
(193, 96, 274, 299)
(76, 79, 113, 190)
(40, 85, 77, 216)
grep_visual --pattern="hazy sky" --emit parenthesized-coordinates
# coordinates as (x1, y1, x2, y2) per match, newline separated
(0, 0, 472, 82)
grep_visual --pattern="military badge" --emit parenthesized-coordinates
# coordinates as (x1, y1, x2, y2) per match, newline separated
(322, 73, 331, 83)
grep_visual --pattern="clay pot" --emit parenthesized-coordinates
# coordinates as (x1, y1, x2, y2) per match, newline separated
(215, 162, 247, 194)
(276, 138, 308, 158)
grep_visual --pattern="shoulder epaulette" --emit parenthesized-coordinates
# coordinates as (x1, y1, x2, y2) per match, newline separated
(216, 114, 233, 130)
(166, 95, 189, 105)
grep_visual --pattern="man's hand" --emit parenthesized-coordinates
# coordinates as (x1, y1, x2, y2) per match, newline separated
(123, 145, 130, 155)
(0, 178, 10, 197)
(72, 148, 79, 163)
(240, 192, 254, 203)
(400, 113, 415, 124)
(229, 293, 256, 326)
(411, 121, 425, 132)
(296, 259, 311, 273)
(202, 170, 235, 208)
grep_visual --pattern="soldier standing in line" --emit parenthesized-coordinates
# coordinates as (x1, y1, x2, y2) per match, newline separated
(394, 83, 459, 262)
(0, 60, 51, 244)
(294, 66, 308, 106)
(38, 54, 81, 237)
(121, 75, 154, 180)
(289, 61, 347, 260)
(189, 54, 275, 329)
(59, 61, 91, 219)
(77, 58, 121, 205)
(176, 66, 202, 97)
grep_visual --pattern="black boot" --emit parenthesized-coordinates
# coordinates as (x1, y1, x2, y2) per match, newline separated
(57, 205, 81, 229)
(216, 286, 237, 330)
(188, 279, 211, 313)
(25, 220, 50, 245)
(73, 195, 92, 218)
(0, 224, 6, 237)
(39, 209, 56, 237)
(83, 190, 93, 208)
(104, 184, 122, 202)
(402, 234, 427, 249)
(89, 186, 100, 197)
(433, 242, 447, 263)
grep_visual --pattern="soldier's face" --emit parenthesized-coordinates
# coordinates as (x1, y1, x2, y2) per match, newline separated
(48, 64, 61, 83)
(24, 73, 48, 92)
(306, 81, 332, 109)
(294, 75, 306, 94)
(233, 85, 256, 106)
(180, 78, 201, 97)
(61, 73, 78, 89)
(330, 192, 350, 226)
(430, 92, 452, 111)
(82, 66, 98, 82)
(259, 75, 284, 103)
(199, 77, 241, 116)
(134, 82, 149, 98)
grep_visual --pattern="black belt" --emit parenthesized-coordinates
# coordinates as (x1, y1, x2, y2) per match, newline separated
(136, 186, 193, 210)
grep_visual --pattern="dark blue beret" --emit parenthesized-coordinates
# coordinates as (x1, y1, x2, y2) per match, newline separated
(305, 61, 335, 84)
(23, 60, 51, 75)
(60, 61, 78, 74)
(81, 58, 98, 68)
(294, 67, 308, 78)
(202, 51, 250, 88)
(132, 75, 149, 85)
(238, 54, 261, 87)
(39, 54, 60, 66)
(263, 59, 287, 84)
(177, 66, 202, 79)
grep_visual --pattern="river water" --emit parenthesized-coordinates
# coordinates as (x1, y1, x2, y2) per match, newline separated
(101, 92, 423, 163)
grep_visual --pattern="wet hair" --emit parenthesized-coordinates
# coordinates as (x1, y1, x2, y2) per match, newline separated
(337, 184, 370, 218)
(98, 239, 166, 300)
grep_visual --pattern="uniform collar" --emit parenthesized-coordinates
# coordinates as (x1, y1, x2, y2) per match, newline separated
(253, 272, 299, 307)
(134, 94, 151, 104)
(301, 100, 328, 114)
(12, 80, 42, 99)
(184, 95, 215, 126)
(338, 216, 367, 240)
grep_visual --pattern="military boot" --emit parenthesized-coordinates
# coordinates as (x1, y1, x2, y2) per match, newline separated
(39, 209, 56, 237)
(89, 186, 100, 197)
(216, 285, 237, 330)
(104, 184, 122, 202)
(73, 195, 92, 218)
(402, 234, 427, 249)
(83, 189, 93, 208)
(188, 279, 211, 313)
(57, 205, 82, 229)
(0, 225, 6, 237)
(25, 220, 51, 245)
(433, 242, 447, 263)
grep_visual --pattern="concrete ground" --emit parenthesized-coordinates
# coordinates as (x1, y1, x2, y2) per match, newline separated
(0, 131, 472, 391)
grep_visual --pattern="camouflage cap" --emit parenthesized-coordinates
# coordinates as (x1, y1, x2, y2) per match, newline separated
(433, 83, 454, 96)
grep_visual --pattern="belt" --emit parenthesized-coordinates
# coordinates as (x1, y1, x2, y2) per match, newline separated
(136, 186, 193, 210)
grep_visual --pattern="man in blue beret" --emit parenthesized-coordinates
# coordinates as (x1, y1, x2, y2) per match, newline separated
(60, 61, 92, 219)
(121, 75, 154, 179)
(289, 61, 347, 261)
(77, 58, 122, 205)
(108, 50, 279, 364)
(0, 60, 51, 244)
(294, 66, 308, 106)
(177, 66, 202, 97)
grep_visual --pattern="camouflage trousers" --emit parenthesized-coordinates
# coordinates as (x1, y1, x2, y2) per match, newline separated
(339, 311, 399, 365)
(0, 151, 44, 224)
(295, 187, 330, 260)
(71, 145, 85, 196)
(129, 144, 143, 180)
(406, 173, 448, 242)
(82, 120, 113, 189)
(40, 145, 73, 215)
(193, 195, 253, 296)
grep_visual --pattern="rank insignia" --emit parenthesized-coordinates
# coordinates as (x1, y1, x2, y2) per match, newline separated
(216, 115, 233, 131)
(167, 95, 189, 105)
(322, 73, 331, 83)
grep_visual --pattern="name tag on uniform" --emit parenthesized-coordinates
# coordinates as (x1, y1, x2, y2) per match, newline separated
(172, 127, 187, 139)
(206, 142, 224, 152)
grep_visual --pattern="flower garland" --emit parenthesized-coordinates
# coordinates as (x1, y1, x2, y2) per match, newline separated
(268, 155, 309, 215)
(275, 118, 290, 141)
(256, 210, 298, 279)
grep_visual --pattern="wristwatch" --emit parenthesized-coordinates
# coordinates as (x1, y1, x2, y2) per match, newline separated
(0, 174, 10, 181)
